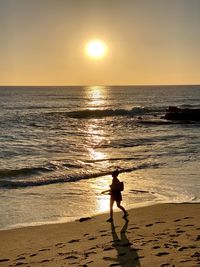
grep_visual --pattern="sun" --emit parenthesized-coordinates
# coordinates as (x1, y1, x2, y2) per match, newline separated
(85, 39, 107, 59)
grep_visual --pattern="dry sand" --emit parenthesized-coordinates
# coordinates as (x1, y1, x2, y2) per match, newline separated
(0, 203, 200, 267)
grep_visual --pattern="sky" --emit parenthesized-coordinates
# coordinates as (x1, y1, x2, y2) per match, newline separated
(0, 0, 200, 86)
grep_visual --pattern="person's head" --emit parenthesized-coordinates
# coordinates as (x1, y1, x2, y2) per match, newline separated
(112, 169, 119, 179)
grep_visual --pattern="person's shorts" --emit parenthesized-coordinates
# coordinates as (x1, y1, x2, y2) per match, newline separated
(111, 191, 122, 202)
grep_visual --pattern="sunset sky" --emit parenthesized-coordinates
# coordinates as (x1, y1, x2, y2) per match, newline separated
(0, 0, 200, 86)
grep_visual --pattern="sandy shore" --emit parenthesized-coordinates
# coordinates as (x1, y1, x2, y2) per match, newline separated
(0, 203, 200, 267)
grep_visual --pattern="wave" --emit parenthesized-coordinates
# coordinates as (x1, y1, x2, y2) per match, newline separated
(0, 161, 83, 179)
(0, 166, 54, 178)
(0, 163, 159, 189)
(47, 107, 164, 119)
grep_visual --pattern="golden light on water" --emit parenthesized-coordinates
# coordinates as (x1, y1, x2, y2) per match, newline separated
(86, 121, 111, 213)
(85, 39, 107, 59)
(86, 121, 107, 163)
(84, 86, 112, 213)
(98, 194, 110, 212)
(88, 148, 106, 161)
(91, 176, 111, 213)
(87, 86, 106, 108)
(84, 86, 110, 169)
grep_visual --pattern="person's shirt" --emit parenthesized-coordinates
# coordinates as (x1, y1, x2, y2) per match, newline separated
(110, 178, 121, 192)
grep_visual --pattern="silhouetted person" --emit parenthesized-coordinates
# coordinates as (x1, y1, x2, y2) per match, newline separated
(107, 170, 128, 222)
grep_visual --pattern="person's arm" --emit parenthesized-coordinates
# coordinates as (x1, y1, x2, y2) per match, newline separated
(101, 189, 110, 194)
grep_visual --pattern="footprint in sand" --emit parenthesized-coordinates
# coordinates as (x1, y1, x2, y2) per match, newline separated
(156, 252, 170, 256)
(195, 235, 200, 241)
(156, 233, 168, 237)
(55, 243, 65, 248)
(78, 217, 92, 222)
(152, 246, 160, 249)
(88, 237, 97, 241)
(101, 234, 108, 237)
(169, 234, 179, 238)
(189, 245, 197, 249)
(103, 246, 114, 251)
(68, 239, 80, 243)
(146, 224, 153, 227)
(178, 247, 188, 251)
(39, 259, 50, 263)
(174, 219, 181, 222)
(0, 259, 10, 263)
(38, 248, 50, 252)
(164, 244, 173, 249)
(183, 216, 193, 220)
(17, 253, 26, 257)
(180, 259, 191, 263)
(30, 253, 38, 257)
(129, 226, 139, 230)
(15, 257, 26, 261)
(84, 251, 97, 257)
(184, 224, 194, 227)
(65, 255, 78, 260)
(176, 230, 185, 233)
(87, 246, 96, 251)
(55, 242, 63, 246)
(191, 252, 200, 259)
(83, 233, 89, 236)
(155, 221, 166, 224)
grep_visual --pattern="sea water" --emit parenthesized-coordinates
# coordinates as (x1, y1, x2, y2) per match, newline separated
(0, 85, 199, 230)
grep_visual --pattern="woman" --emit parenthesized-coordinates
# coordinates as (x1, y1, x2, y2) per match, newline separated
(107, 170, 128, 222)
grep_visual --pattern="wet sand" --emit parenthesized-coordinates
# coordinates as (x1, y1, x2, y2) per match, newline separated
(0, 203, 200, 267)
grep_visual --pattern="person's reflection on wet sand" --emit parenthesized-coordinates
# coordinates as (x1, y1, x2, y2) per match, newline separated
(105, 219, 141, 266)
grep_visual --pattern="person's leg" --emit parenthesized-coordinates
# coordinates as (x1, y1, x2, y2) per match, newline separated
(110, 198, 114, 218)
(107, 198, 114, 222)
(116, 201, 128, 216)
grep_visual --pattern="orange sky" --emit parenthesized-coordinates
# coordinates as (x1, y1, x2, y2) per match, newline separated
(0, 0, 200, 85)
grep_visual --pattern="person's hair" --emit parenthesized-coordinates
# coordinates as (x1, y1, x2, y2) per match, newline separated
(112, 169, 119, 178)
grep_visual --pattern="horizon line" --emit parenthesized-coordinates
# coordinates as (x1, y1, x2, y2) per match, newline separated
(0, 83, 200, 87)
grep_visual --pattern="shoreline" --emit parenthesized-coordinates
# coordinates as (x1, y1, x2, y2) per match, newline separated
(1, 199, 199, 232)
(1, 203, 200, 266)
(0, 199, 159, 232)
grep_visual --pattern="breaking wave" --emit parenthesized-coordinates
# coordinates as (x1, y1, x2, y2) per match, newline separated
(0, 163, 159, 189)
(48, 107, 164, 119)
(0, 166, 54, 178)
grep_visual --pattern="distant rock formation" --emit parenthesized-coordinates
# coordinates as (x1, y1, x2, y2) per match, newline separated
(164, 106, 200, 121)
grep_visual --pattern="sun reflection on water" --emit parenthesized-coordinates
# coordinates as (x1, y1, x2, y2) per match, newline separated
(98, 194, 110, 213)
(84, 86, 112, 213)
(86, 121, 109, 168)
(92, 176, 111, 213)
(86, 86, 107, 108)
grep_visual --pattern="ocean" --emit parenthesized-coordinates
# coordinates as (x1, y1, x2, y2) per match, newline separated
(0, 85, 199, 230)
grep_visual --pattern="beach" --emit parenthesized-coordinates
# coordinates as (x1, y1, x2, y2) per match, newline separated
(0, 86, 199, 266)
(0, 86, 200, 231)
(1, 0, 200, 265)
(1, 203, 200, 267)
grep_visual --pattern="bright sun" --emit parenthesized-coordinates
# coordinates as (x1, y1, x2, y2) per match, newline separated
(85, 39, 107, 59)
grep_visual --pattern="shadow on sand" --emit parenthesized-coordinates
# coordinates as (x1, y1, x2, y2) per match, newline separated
(106, 219, 141, 267)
